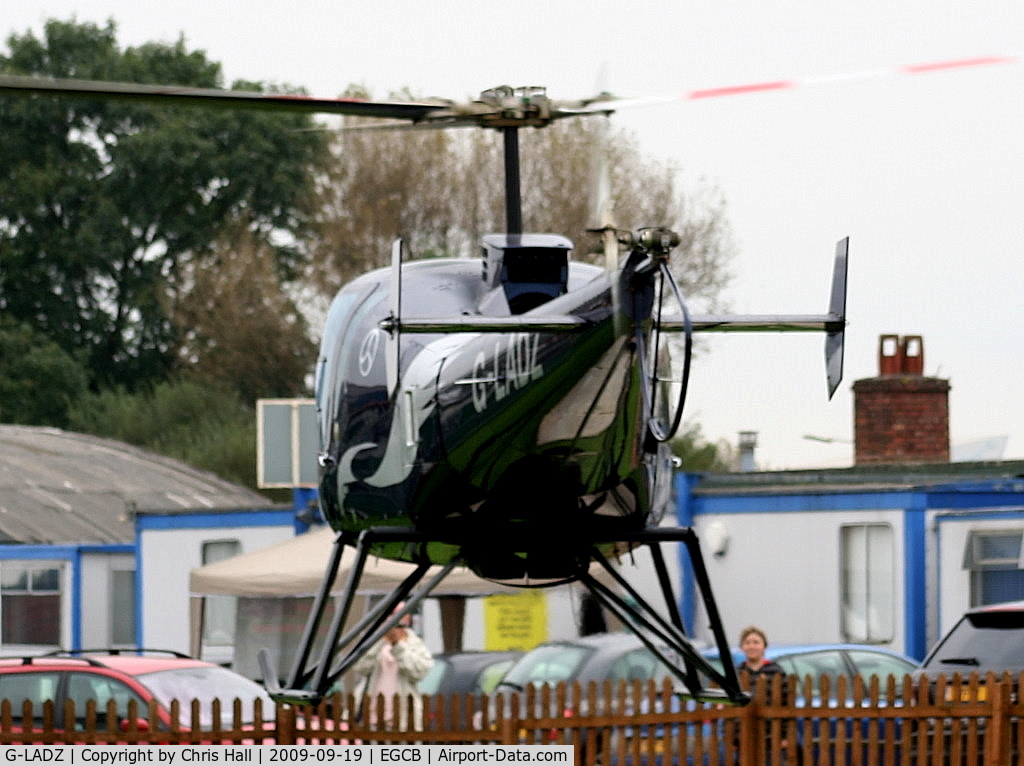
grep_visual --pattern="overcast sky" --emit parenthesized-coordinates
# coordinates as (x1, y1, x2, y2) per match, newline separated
(7, 0, 1024, 469)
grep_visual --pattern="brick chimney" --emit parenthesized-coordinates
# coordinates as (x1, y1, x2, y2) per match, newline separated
(852, 335, 950, 465)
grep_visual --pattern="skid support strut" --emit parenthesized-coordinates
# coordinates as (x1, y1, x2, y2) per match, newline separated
(259, 527, 451, 705)
(581, 527, 749, 704)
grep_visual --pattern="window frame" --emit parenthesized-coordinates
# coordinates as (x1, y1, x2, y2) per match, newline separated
(840, 523, 895, 644)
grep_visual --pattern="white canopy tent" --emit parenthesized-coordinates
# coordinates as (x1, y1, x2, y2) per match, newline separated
(189, 525, 522, 598)
(188, 526, 624, 678)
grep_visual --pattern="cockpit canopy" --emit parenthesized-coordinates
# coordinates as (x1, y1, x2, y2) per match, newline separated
(482, 233, 571, 314)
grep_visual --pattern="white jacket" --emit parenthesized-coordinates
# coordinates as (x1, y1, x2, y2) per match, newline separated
(353, 629, 434, 730)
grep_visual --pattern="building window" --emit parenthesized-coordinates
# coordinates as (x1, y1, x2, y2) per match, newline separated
(1, 562, 62, 647)
(202, 540, 240, 647)
(963, 530, 1024, 606)
(840, 524, 894, 643)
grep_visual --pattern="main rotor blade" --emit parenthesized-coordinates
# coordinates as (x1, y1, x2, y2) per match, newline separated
(0, 74, 450, 121)
(5, 52, 1016, 128)
(576, 53, 1022, 114)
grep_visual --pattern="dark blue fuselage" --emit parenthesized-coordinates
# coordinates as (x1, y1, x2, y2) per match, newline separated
(314, 245, 673, 581)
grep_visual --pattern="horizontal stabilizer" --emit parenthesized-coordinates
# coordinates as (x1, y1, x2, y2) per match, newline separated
(663, 237, 849, 398)
(380, 314, 590, 334)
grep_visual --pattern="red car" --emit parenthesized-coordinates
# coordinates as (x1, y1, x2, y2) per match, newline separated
(0, 650, 275, 735)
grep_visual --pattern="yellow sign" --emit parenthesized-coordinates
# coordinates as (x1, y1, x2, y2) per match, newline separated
(484, 591, 547, 650)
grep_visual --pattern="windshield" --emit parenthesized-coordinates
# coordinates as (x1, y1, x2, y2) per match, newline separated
(499, 645, 590, 689)
(923, 609, 1024, 671)
(138, 666, 274, 727)
(418, 658, 451, 695)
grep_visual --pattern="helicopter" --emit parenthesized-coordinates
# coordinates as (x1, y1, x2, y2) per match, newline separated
(0, 74, 849, 706)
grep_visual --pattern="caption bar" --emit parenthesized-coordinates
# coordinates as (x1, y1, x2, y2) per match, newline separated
(0, 747, 573, 765)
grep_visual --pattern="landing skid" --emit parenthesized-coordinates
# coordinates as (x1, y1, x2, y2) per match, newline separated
(259, 526, 750, 706)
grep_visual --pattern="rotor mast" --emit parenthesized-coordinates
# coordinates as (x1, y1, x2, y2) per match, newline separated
(502, 127, 523, 235)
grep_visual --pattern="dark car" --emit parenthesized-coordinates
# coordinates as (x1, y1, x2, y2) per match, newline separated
(496, 632, 674, 696)
(0, 649, 275, 735)
(917, 599, 1024, 685)
(493, 633, 674, 755)
(417, 650, 522, 730)
(912, 601, 1024, 761)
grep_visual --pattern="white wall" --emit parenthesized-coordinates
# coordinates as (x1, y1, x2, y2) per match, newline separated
(691, 509, 906, 653)
(79, 552, 134, 647)
(139, 525, 294, 655)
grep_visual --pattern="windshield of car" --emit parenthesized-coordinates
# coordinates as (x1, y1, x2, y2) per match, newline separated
(417, 658, 451, 695)
(138, 666, 274, 727)
(478, 659, 516, 694)
(922, 610, 1024, 671)
(499, 645, 590, 690)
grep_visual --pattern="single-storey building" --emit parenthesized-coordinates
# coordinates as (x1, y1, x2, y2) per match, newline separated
(676, 460, 1024, 661)
(675, 334, 1024, 660)
(0, 424, 295, 658)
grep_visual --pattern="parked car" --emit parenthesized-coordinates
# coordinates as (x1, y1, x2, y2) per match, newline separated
(913, 600, 1024, 761)
(917, 599, 1024, 686)
(615, 643, 919, 765)
(492, 633, 680, 758)
(708, 643, 919, 698)
(417, 650, 522, 729)
(0, 649, 275, 734)
(495, 632, 674, 696)
(419, 650, 522, 697)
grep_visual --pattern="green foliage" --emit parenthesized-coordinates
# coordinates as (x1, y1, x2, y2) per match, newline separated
(0, 19, 328, 392)
(672, 421, 735, 472)
(0, 316, 89, 427)
(68, 379, 261, 489)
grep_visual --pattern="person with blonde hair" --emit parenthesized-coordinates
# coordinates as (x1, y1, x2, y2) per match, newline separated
(354, 603, 434, 730)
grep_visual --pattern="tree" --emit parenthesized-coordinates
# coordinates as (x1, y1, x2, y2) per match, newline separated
(305, 88, 469, 299)
(0, 19, 328, 391)
(69, 379, 263, 490)
(173, 223, 316, 403)
(306, 106, 733, 317)
(0, 316, 88, 427)
(672, 421, 735, 472)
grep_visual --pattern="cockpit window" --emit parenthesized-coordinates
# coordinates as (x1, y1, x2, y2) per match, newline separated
(316, 286, 382, 445)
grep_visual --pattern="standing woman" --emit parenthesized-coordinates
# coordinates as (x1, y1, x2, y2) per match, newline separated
(736, 625, 790, 759)
(736, 625, 784, 684)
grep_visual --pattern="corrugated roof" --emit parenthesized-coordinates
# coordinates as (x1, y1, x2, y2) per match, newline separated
(0, 425, 277, 545)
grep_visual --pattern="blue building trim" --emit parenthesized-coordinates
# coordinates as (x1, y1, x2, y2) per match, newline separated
(674, 473, 700, 634)
(903, 503, 928, 660)
(135, 529, 145, 649)
(692, 489, 920, 515)
(293, 487, 320, 532)
(135, 509, 293, 531)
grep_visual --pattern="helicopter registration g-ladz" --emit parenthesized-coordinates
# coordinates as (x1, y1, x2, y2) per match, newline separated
(0, 76, 848, 706)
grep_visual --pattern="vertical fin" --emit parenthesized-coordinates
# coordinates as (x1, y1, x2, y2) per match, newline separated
(825, 237, 849, 399)
(386, 238, 403, 395)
